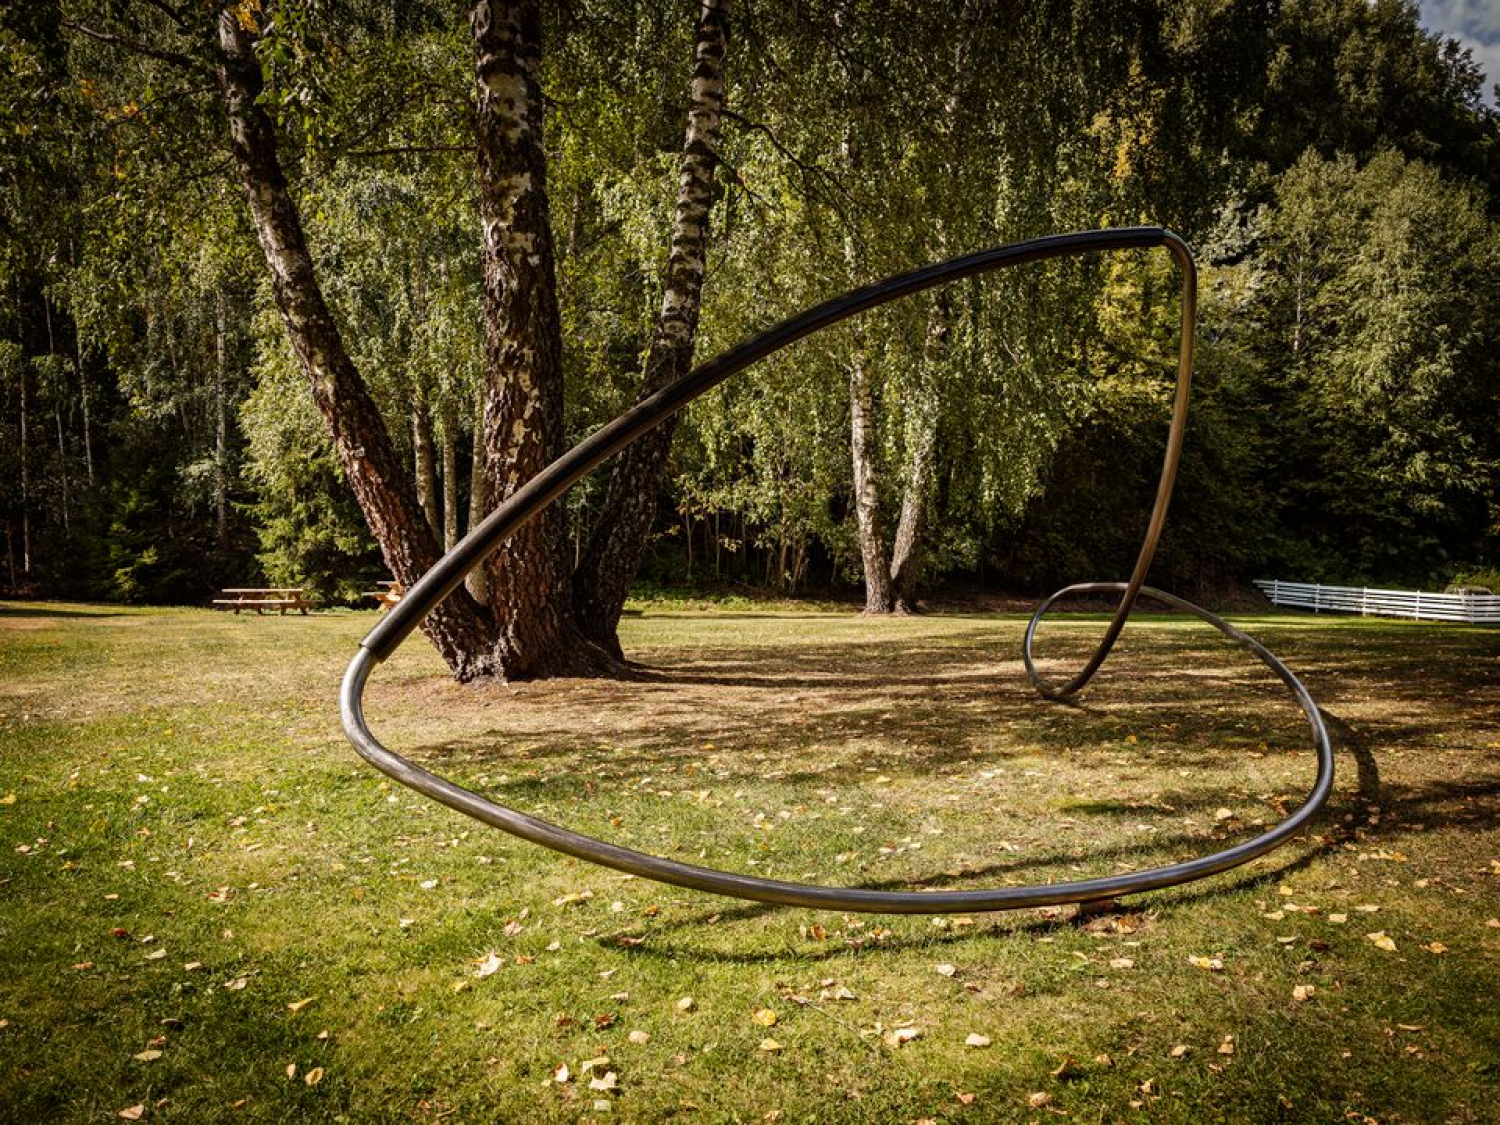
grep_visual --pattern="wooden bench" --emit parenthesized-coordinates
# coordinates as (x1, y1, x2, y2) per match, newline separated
(362, 579, 404, 612)
(213, 587, 314, 616)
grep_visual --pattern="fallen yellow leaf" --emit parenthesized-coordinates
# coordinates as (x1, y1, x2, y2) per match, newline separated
(757, 1037, 783, 1052)
(133, 1049, 162, 1063)
(286, 997, 314, 1013)
(752, 1008, 777, 1027)
(1366, 931, 1397, 952)
(117, 1107, 144, 1121)
(964, 1033, 991, 1048)
(1293, 984, 1315, 1002)
(304, 1067, 324, 1086)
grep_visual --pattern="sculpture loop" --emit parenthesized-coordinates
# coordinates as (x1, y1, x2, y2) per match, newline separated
(341, 227, 1333, 912)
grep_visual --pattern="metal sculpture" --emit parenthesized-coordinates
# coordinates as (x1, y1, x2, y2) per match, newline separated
(340, 227, 1333, 913)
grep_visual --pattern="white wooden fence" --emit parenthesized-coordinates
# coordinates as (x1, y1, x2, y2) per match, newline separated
(1253, 579, 1500, 624)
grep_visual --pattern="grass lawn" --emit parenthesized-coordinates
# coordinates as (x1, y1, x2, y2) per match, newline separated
(0, 599, 1497, 1124)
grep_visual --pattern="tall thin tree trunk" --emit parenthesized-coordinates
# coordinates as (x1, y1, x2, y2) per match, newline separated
(849, 346, 894, 612)
(44, 296, 69, 534)
(473, 0, 613, 677)
(572, 0, 731, 659)
(411, 388, 440, 536)
(440, 396, 460, 551)
(214, 289, 229, 547)
(216, 10, 497, 677)
(18, 346, 29, 577)
(70, 241, 94, 485)
(889, 296, 946, 613)
(465, 383, 490, 604)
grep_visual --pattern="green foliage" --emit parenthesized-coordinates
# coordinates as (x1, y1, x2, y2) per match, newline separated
(1, 0, 1497, 606)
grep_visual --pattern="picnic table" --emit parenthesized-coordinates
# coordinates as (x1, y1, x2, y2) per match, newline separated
(362, 579, 405, 612)
(213, 587, 314, 616)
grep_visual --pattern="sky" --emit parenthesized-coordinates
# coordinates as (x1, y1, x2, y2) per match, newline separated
(1418, 0, 1500, 106)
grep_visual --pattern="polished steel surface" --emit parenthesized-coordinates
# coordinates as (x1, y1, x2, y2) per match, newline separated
(340, 227, 1334, 913)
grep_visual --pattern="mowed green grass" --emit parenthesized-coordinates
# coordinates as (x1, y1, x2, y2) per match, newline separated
(0, 600, 1497, 1124)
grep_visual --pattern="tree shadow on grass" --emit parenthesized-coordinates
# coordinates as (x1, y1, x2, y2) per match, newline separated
(0, 603, 125, 619)
(592, 707, 1389, 964)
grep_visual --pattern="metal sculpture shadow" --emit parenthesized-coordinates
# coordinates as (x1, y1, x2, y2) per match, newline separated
(340, 227, 1333, 913)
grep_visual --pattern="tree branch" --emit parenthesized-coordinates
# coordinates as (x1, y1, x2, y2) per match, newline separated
(60, 20, 212, 78)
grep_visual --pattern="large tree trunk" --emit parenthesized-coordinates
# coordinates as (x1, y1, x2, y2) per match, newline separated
(216, 11, 498, 677)
(572, 0, 731, 659)
(472, 0, 614, 678)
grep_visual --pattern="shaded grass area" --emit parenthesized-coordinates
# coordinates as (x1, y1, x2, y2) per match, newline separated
(0, 601, 1497, 1123)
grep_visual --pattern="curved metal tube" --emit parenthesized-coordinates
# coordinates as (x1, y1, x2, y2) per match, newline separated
(340, 226, 1334, 913)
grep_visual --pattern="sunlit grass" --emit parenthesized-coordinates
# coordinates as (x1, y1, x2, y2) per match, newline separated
(1, 601, 1496, 1123)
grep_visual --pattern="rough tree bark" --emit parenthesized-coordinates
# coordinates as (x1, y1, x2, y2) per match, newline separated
(215, 10, 498, 677)
(472, 0, 614, 677)
(571, 0, 731, 659)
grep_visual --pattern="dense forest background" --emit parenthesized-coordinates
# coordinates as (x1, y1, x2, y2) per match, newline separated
(3, 0, 1499, 610)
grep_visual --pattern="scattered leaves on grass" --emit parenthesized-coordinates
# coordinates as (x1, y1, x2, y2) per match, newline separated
(676, 996, 696, 1013)
(1188, 955, 1224, 971)
(628, 1030, 650, 1044)
(133, 1049, 163, 1063)
(1109, 957, 1134, 969)
(1366, 931, 1397, 952)
(304, 1067, 324, 1086)
(474, 953, 503, 978)
(883, 1025, 921, 1047)
(0, 793, 15, 805)
(224, 977, 248, 991)
(553, 891, 593, 907)
(117, 1106, 144, 1121)
(1217, 1035, 1236, 1055)
(1293, 984, 1316, 1002)
(752, 1008, 778, 1027)
(964, 1033, 991, 1048)
(1328, 914, 1347, 924)
(1027, 1092, 1051, 1108)
(934, 963, 957, 978)
(587, 1071, 620, 1093)
(552, 1063, 570, 1084)
(758, 1038, 783, 1052)
(1422, 941, 1449, 954)
(1170, 1044, 1190, 1059)
(286, 997, 314, 1013)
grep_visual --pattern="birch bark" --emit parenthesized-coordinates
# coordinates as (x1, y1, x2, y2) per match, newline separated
(572, 0, 731, 657)
(216, 10, 497, 676)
